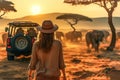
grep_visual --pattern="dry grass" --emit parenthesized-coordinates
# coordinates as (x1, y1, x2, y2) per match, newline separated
(0, 31, 120, 80)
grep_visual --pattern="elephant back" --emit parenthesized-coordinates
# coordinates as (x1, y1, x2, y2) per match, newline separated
(65, 31, 82, 42)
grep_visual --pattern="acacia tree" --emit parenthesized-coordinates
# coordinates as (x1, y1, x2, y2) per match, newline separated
(0, 0, 17, 19)
(64, 0, 120, 51)
(56, 13, 92, 32)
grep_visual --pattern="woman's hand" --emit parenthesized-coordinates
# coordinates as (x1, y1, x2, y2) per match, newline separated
(63, 76, 67, 80)
(28, 69, 35, 80)
(28, 71, 33, 80)
(28, 76, 32, 80)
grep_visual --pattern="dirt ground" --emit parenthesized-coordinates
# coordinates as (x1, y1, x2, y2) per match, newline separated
(1, 35, 120, 80)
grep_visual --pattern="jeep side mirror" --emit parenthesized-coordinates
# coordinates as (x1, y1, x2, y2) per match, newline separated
(5, 27, 8, 32)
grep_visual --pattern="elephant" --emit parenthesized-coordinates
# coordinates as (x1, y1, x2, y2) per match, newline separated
(65, 31, 73, 41)
(101, 30, 110, 42)
(2, 32, 8, 46)
(65, 31, 82, 42)
(75, 31, 82, 41)
(86, 30, 104, 52)
(55, 31, 64, 41)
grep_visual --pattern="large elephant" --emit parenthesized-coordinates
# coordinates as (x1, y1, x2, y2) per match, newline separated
(55, 31, 64, 41)
(86, 30, 104, 52)
(2, 32, 8, 46)
(65, 31, 82, 42)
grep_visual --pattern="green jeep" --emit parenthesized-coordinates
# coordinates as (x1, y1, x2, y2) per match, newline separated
(5, 21, 39, 60)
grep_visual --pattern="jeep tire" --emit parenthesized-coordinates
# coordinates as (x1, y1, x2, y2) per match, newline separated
(13, 34, 31, 56)
(15, 36, 28, 50)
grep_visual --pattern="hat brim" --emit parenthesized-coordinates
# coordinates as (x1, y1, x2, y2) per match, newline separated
(38, 25, 58, 33)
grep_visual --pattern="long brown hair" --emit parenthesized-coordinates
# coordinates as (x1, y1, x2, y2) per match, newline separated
(37, 32, 54, 53)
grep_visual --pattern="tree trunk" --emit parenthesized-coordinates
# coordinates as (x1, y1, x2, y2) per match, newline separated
(65, 20, 76, 31)
(106, 12, 116, 51)
(70, 24, 76, 32)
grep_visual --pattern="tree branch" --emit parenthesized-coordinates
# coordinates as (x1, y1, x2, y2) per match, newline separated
(111, 0, 117, 12)
(103, 0, 109, 13)
(64, 19, 76, 31)
(0, 11, 6, 17)
(72, 19, 78, 25)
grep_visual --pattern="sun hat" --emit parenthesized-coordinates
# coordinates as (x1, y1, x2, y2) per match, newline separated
(38, 20, 58, 33)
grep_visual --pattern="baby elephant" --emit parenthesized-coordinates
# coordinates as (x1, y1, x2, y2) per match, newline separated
(86, 30, 104, 52)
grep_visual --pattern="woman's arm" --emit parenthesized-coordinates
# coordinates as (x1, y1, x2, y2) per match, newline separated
(28, 42, 38, 80)
(59, 41, 66, 80)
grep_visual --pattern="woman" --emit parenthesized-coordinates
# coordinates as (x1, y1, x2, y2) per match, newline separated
(28, 20, 66, 80)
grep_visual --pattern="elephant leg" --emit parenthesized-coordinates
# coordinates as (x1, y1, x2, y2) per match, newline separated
(91, 40, 98, 52)
(86, 37, 91, 52)
(87, 44, 91, 50)
(86, 42, 91, 53)
(95, 43, 99, 52)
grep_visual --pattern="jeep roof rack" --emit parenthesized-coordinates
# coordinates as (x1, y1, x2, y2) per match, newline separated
(8, 21, 40, 27)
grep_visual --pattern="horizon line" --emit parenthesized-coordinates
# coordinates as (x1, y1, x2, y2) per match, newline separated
(2, 12, 120, 20)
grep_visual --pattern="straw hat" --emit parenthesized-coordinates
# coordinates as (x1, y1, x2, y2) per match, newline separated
(39, 20, 58, 33)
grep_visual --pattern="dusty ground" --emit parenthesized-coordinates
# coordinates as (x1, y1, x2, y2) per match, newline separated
(1, 33, 120, 80)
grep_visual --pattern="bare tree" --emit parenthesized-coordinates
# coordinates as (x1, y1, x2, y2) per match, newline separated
(64, 0, 120, 51)
(0, 0, 17, 19)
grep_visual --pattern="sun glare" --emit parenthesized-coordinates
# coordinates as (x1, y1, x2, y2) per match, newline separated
(31, 5, 41, 15)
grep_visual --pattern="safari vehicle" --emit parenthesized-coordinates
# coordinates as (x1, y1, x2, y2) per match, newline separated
(5, 21, 39, 60)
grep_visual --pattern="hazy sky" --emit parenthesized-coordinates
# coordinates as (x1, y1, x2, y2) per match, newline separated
(4, 0, 120, 19)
